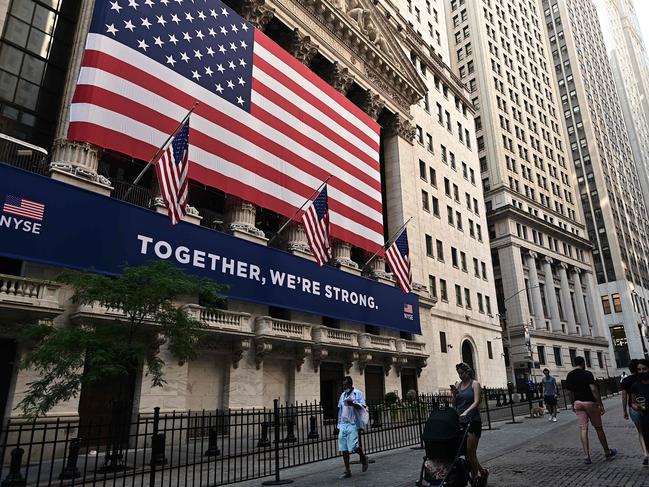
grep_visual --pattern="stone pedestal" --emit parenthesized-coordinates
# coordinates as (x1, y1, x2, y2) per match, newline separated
(293, 354, 320, 403)
(153, 197, 202, 225)
(49, 139, 112, 195)
(138, 343, 189, 412)
(332, 240, 360, 275)
(225, 197, 268, 245)
(371, 256, 394, 284)
(224, 345, 264, 409)
(286, 223, 316, 262)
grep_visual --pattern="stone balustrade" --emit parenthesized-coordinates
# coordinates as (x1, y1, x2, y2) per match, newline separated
(0, 273, 62, 316)
(255, 316, 312, 341)
(183, 305, 253, 334)
(396, 338, 426, 356)
(312, 325, 359, 347)
(358, 333, 397, 352)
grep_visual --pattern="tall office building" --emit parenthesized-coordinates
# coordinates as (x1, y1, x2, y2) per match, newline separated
(543, 0, 649, 373)
(594, 0, 649, 210)
(445, 0, 610, 382)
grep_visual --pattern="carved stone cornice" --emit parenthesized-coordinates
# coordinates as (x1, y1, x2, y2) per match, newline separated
(385, 112, 415, 143)
(291, 28, 319, 65)
(242, 0, 275, 30)
(349, 90, 385, 120)
(322, 61, 355, 94)
(272, 0, 425, 114)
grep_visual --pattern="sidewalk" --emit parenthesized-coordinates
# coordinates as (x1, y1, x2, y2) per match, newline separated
(235, 398, 620, 487)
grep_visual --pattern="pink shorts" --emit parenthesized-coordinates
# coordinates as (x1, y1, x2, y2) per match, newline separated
(574, 401, 602, 429)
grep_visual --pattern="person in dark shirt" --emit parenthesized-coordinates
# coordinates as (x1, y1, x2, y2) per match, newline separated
(566, 356, 617, 464)
(621, 359, 647, 464)
(630, 359, 649, 466)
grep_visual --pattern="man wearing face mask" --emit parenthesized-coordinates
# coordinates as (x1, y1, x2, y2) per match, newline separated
(337, 376, 369, 479)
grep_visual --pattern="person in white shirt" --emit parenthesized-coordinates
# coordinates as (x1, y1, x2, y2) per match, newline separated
(337, 376, 369, 479)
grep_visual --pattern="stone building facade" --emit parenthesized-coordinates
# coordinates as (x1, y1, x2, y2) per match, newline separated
(444, 0, 610, 383)
(543, 0, 649, 375)
(0, 0, 505, 423)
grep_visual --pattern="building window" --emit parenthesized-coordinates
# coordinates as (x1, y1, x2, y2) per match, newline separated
(485, 296, 491, 315)
(456, 284, 463, 307)
(432, 196, 440, 216)
(440, 279, 448, 301)
(451, 247, 458, 267)
(584, 350, 592, 368)
(612, 293, 622, 313)
(422, 190, 430, 211)
(416, 125, 424, 144)
(569, 348, 577, 366)
(419, 160, 427, 180)
(429, 275, 437, 298)
(425, 234, 433, 257)
(447, 206, 454, 225)
(537, 346, 546, 365)
(554, 347, 563, 366)
(597, 351, 603, 368)
(464, 288, 471, 309)
(487, 341, 493, 359)
(436, 240, 444, 261)
(601, 295, 611, 314)
(477, 293, 484, 313)
(440, 331, 447, 353)
(460, 252, 467, 272)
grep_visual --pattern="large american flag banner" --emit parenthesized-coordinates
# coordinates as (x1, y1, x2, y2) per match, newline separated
(302, 185, 332, 266)
(385, 229, 412, 293)
(68, 0, 383, 252)
(155, 118, 190, 224)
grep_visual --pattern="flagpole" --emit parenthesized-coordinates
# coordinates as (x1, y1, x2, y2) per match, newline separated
(123, 102, 199, 200)
(362, 216, 412, 269)
(268, 175, 333, 246)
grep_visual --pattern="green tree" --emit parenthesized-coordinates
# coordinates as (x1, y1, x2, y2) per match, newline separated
(17, 261, 226, 417)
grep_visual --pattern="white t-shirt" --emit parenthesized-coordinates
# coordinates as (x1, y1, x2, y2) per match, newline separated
(337, 388, 366, 427)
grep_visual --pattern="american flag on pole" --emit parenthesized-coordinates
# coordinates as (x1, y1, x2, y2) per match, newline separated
(302, 185, 332, 266)
(68, 0, 383, 252)
(155, 118, 190, 224)
(3, 195, 45, 221)
(385, 229, 412, 293)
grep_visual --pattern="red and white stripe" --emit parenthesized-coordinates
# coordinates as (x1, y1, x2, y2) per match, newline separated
(68, 31, 383, 252)
(302, 208, 331, 267)
(154, 136, 188, 225)
(385, 244, 412, 293)
(3, 199, 44, 221)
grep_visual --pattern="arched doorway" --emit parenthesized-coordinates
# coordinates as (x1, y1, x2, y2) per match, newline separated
(461, 340, 476, 376)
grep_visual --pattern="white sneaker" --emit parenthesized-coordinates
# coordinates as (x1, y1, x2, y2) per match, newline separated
(552, 417, 557, 422)
(548, 416, 553, 421)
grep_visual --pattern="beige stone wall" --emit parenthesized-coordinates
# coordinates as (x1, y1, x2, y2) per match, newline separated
(186, 352, 227, 411)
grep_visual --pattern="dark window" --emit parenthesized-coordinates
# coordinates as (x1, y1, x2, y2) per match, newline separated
(569, 348, 577, 366)
(597, 351, 603, 368)
(537, 345, 546, 365)
(440, 331, 447, 353)
(553, 346, 562, 366)
(487, 341, 493, 359)
(584, 350, 592, 368)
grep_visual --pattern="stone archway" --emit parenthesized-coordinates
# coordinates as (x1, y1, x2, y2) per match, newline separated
(461, 340, 476, 377)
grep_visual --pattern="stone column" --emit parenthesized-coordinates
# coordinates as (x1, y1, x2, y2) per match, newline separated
(584, 271, 607, 338)
(332, 240, 360, 275)
(49, 0, 112, 194)
(542, 257, 563, 333)
(225, 197, 267, 245)
(286, 223, 315, 261)
(572, 269, 590, 336)
(525, 251, 545, 329)
(558, 263, 578, 335)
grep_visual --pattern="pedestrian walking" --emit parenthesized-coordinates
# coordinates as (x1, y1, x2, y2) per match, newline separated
(621, 359, 647, 464)
(451, 362, 488, 487)
(337, 376, 369, 479)
(630, 359, 649, 466)
(566, 356, 617, 464)
(541, 368, 558, 422)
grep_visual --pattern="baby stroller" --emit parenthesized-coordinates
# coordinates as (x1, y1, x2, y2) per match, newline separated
(416, 408, 472, 487)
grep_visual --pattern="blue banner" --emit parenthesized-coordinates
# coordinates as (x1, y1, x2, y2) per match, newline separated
(0, 163, 420, 333)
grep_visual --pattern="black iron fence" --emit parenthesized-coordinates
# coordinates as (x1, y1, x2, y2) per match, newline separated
(0, 134, 48, 176)
(0, 381, 620, 487)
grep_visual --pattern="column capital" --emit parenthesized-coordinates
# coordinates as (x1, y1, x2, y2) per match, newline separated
(543, 256, 554, 266)
(322, 61, 355, 95)
(241, 0, 275, 30)
(559, 262, 570, 271)
(385, 113, 416, 143)
(572, 267, 582, 275)
(526, 250, 538, 260)
(289, 28, 319, 66)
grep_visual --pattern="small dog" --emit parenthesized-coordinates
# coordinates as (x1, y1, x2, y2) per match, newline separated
(531, 405, 546, 418)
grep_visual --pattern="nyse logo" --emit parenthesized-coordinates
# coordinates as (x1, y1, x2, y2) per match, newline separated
(0, 195, 45, 234)
(403, 303, 414, 321)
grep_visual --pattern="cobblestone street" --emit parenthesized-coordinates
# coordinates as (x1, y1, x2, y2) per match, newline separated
(235, 397, 649, 486)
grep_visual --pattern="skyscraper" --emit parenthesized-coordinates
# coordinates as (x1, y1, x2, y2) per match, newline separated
(445, 0, 610, 382)
(544, 0, 649, 372)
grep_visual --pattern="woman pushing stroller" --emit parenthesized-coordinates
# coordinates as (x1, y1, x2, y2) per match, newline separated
(451, 362, 489, 487)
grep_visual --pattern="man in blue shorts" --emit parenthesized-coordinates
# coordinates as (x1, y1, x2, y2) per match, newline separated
(542, 368, 558, 421)
(337, 376, 369, 479)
